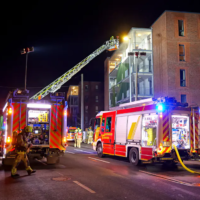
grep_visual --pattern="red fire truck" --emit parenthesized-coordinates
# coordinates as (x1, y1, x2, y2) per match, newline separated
(93, 97, 200, 165)
(66, 127, 76, 141)
(1, 89, 67, 165)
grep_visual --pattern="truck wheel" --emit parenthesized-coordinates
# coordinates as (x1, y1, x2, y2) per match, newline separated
(97, 143, 104, 158)
(129, 148, 140, 166)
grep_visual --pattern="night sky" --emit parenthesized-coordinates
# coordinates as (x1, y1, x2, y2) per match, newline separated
(0, 0, 199, 108)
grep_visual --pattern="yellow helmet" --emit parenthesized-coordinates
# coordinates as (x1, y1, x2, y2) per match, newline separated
(24, 125, 33, 133)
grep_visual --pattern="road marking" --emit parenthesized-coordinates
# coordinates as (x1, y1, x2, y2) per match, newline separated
(88, 157, 110, 163)
(56, 172, 64, 176)
(65, 151, 75, 154)
(35, 159, 47, 165)
(73, 181, 95, 193)
(139, 170, 200, 187)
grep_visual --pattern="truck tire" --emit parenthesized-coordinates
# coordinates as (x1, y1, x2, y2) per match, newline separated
(97, 143, 104, 158)
(129, 148, 140, 166)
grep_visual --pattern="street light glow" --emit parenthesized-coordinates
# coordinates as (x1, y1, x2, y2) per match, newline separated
(123, 36, 128, 41)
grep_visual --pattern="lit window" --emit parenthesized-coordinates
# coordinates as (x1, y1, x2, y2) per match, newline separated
(181, 94, 187, 103)
(178, 20, 184, 36)
(179, 44, 185, 61)
(96, 85, 98, 89)
(96, 96, 98, 102)
(180, 69, 186, 87)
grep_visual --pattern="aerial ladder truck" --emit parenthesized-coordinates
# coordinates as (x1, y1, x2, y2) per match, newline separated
(1, 36, 119, 165)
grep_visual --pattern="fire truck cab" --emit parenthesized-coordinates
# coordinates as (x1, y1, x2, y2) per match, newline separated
(2, 89, 67, 165)
(93, 97, 199, 165)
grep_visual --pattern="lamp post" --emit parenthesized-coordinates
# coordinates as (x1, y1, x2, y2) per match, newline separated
(21, 47, 34, 90)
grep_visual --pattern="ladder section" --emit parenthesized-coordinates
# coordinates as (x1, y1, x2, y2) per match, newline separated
(30, 37, 119, 100)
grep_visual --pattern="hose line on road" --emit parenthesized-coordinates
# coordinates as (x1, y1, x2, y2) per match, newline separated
(173, 144, 200, 175)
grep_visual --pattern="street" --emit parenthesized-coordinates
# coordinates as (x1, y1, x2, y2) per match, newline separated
(1, 143, 200, 200)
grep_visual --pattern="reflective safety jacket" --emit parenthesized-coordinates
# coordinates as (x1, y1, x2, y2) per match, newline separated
(15, 131, 28, 151)
(77, 132, 82, 139)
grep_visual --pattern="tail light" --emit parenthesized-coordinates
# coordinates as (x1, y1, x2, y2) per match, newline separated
(7, 107, 12, 114)
(64, 110, 67, 116)
(63, 137, 67, 143)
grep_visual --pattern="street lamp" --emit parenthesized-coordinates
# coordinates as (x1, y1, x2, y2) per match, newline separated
(21, 47, 34, 90)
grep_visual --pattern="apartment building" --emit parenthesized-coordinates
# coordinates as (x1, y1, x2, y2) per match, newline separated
(79, 81, 104, 129)
(67, 81, 104, 129)
(105, 11, 200, 110)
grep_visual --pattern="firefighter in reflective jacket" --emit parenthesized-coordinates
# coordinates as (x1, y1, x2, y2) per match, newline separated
(77, 129, 82, 148)
(11, 126, 36, 178)
(87, 128, 93, 144)
(74, 128, 78, 147)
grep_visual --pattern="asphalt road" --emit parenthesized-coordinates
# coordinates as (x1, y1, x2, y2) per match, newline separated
(1, 143, 200, 200)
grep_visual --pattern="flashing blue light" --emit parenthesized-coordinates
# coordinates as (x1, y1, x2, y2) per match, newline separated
(157, 104, 164, 112)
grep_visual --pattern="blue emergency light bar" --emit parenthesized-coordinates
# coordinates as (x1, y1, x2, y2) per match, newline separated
(156, 104, 165, 112)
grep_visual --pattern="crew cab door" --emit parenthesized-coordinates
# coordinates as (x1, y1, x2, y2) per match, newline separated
(101, 111, 116, 155)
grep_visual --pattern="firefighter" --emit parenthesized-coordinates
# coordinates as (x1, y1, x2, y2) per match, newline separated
(77, 129, 82, 148)
(74, 128, 78, 147)
(11, 125, 36, 178)
(87, 128, 94, 144)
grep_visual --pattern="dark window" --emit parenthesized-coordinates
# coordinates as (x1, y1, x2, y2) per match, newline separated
(85, 106, 88, 113)
(85, 85, 88, 91)
(101, 118, 105, 128)
(85, 95, 89, 103)
(96, 96, 98, 102)
(178, 20, 184, 36)
(179, 44, 185, 61)
(105, 117, 112, 132)
(181, 94, 187, 103)
(180, 69, 186, 87)
(96, 85, 98, 89)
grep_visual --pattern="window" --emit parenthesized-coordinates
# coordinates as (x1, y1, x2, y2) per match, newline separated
(85, 95, 89, 103)
(85, 106, 88, 113)
(96, 85, 98, 89)
(179, 44, 185, 61)
(178, 20, 184, 36)
(105, 117, 112, 132)
(96, 96, 98, 102)
(180, 69, 186, 87)
(85, 85, 88, 91)
(95, 106, 98, 111)
(85, 116, 88, 123)
(181, 94, 187, 103)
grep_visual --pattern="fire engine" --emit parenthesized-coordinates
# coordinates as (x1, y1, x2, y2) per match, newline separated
(1, 36, 119, 165)
(66, 127, 77, 141)
(93, 97, 200, 165)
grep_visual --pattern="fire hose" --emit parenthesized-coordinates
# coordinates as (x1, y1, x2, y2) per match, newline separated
(173, 144, 200, 175)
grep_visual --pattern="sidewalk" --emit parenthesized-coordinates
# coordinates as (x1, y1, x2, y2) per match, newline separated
(67, 141, 93, 150)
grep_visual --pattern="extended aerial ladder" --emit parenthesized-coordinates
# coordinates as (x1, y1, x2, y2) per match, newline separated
(30, 36, 119, 100)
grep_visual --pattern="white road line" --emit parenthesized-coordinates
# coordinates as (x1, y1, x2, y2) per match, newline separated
(56, 172, 64, 176)
(35, 159, 47, 165)
(65, 151, 75, 154)
(73, 181, 95, 193)
(88, 157, 110, 163)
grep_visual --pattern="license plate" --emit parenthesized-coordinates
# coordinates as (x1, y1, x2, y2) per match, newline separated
(160, 158, 173, 160)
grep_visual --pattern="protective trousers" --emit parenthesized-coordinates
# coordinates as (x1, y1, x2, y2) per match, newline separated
(88, 136, 93, 144)
(74, 138, 77, 147)
(77, 139, 82, 148)
(11, 152, 32, 175)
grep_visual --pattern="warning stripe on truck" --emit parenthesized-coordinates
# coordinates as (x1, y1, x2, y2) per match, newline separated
(50, 105, 65, 150)
(194, 110, 199, 149)
(190, 113, 194, 151)
(12, 103, 26, 132)
(162, 110, 171, 153)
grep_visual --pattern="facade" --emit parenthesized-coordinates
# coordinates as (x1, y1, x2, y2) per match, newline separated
(78, 81, 104, 129)
(152, 11, 200, 106)
(67, 82, 104, 129)
(105, 28, 153, 110)
(105, 11, 200, 110)
(66, 86, 79, 127)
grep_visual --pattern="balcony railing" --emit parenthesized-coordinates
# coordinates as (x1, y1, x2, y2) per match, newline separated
(130, 42, 152, 51)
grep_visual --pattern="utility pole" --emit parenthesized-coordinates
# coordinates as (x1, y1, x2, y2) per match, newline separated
(81, 74, 84, 131)
(135, 52, 139, 101)
(21, 47, 34, 90)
